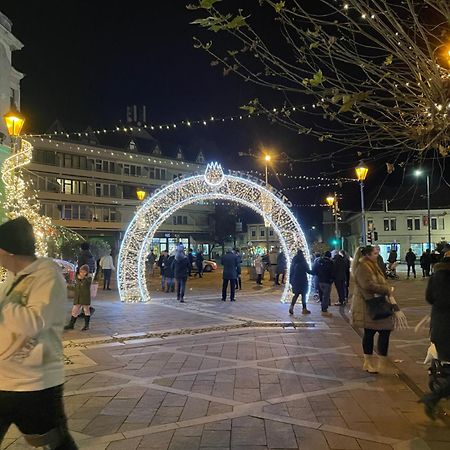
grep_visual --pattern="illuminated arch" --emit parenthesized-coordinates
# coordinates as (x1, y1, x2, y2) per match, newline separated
(118, 163, 310, 303)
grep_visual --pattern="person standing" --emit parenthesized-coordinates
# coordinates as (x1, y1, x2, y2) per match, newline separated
(387, 249, 398, 276)
(405, 248, 416, 279)
(235, 249, 242, 290)
(289, 249, 311, 315)
(254, 255, 264, 285)
(420, 249, 432, 277)
(351, 245, 405, 374)
(173, 249, 190, 302)
(0, 217, 77, 449)
(164, 252, 175, 293)
(312, 251, 334, 316)
(99, 252, 115, 290)
(332, 251, 348, 305)
(275, 251, 287, 286)
(420, 251, 450, 419)
(187, 249, 194, 277)
(77, 241, 96, 276)
(195, 251, 204, 278)
(340, 250, 351, 302)
(64, 264, 92, 331)
(157, 250, 169, 289)
(146, 250, 156, 276)
(221, 249, 239, 301)
(374, 245, 386, 277)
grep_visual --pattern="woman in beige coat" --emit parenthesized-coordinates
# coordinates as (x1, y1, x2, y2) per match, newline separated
(351, 245, 399, 374)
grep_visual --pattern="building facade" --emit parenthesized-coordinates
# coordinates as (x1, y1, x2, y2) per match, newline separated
(342, 209, 449, 261)
(25, 135, 214, 254)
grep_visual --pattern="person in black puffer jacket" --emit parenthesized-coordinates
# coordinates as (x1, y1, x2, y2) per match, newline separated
(173, 249, 191, 302)
(312, 251, 334, 316)
(420, 252, 450, 419)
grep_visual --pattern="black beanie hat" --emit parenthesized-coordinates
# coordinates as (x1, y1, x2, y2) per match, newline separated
(0, 216, 36, 256)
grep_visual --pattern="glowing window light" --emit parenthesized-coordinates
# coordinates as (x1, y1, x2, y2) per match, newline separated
(117, 163, 311, 303)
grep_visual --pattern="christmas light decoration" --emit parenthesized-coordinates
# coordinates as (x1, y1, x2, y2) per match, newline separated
(1, 139, 51, 256)
(118, 163, 310, 303)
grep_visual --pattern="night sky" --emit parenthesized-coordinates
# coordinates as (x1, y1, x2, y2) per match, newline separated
(2, 1, 440, 232)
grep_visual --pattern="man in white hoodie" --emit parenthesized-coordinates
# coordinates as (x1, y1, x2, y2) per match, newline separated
(0, 217, 77, 449)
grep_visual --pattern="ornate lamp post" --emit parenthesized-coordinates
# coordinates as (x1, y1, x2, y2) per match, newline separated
(326, 194, 339, 249)
(263, 153, 271, 254)
(355, 161, 369, 245)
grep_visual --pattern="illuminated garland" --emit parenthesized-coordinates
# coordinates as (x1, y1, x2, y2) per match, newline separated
(1, 139, 52, 256)
(246, 169, 355, 183)
(118, 163, 310, 303)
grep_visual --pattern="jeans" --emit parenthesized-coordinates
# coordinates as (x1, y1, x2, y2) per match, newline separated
(176, 277, 187, 299)
(334, 279, 346, 304)
(256, 274, 262, 284)
(291, 289, 308, 308)
(0, 385, 77, 449)
(161, 273, 166, 289)
(318, 282, 332, 312)
(222, 279, 236, 301)
(102, 269, 112, 289)
(407, 264, 416, 277)
(235, 276, 242, 290)
(362, 329, 391, 356)
(165, 277, 174, 292)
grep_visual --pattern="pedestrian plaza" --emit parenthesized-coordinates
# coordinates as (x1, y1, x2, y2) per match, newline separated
(2, 272, 449, 450)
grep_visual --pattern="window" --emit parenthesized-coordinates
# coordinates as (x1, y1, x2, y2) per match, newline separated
(59, 204, 87, 220)
(414, 217, 421, 230)
(63, 154, 87, 170)
(260, 229, 265, 237)
(431, 217, 438, 230)
(57, 178, 87, 195)
(407, 218, 413, 231)
(383, 218, 389, 231)
(251, 230, 256, 237)
(390, 218, 396, 231)
(34, 149, 57, 165)
(367, 219, 374, 231)
(173, 216, 188, 225)
(269, 229, 274, 236)
(439, 217, 445, 230)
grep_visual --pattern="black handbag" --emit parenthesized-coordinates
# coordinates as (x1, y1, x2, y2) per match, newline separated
(366, 295, 394, 320)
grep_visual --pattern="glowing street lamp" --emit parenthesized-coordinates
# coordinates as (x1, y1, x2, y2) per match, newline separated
(355, 161, 369, 245)
(262, 153, 272, 252)
(136, 188, 146, 201)
(326, 194, 339, 248)
(3, 108, 25, 138)
(326, 195, 335, 207)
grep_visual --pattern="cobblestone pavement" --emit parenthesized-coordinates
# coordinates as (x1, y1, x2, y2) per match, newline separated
(2, 272, 449, 449)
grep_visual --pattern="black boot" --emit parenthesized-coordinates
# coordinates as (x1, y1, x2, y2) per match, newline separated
(64, 316, 77, 330)
(82, 316, 90, 331)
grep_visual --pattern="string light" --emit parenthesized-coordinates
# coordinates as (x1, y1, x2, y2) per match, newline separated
(1, 139, 52, 256)
(246, 169, 355, 183)
(118, 163, 310, 303)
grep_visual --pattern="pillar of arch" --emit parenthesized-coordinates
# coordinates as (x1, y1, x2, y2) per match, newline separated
(118, 163, 310, 303)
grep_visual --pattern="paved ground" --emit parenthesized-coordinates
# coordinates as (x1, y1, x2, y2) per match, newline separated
(2, 270, 449, 450)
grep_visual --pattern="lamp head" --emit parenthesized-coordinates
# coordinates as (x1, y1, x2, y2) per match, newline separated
(355, 160, 369, 181)
(264, 154, 271, 162)
(136, 188, 146, 201)
(3, 108, 25, 137)
(414, 169, 423, 177)
(326, 196, 335, 206)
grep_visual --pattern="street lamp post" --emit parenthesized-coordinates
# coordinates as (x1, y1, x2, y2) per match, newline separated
(415, 170, 431, 251)
(263, 154, 271, 254)
(355, 161, 369, 246)
(326, 194, 339, 249)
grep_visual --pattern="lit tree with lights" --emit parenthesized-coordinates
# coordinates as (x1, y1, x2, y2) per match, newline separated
(189, 0, 450, 157)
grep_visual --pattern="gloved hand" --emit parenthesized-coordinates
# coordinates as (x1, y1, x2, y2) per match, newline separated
(394, 310, 408, 331)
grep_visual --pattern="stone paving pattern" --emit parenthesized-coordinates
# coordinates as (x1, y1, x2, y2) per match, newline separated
(2, 271, 449, 449)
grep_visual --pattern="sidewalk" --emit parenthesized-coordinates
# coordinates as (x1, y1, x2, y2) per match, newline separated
(2, 275, 449, 450)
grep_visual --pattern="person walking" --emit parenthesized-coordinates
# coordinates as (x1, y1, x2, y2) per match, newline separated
(195, 251, 204, 278)
(420, 249, 432, 277)
(187, 249, 194, 277)
(341, 250, 351, 302)
(275, 251, 287, 286)
(333, 251, 348, 305)
(222, 249, 239, 301)
(235, 249, 242, 290)
(351, 245, 406, 374)
(312, 251, 334, 316)
(289, 249, 311, 315)
(0, 217, 77, 449)
(254, 255, 264, 285)
(99, 252, 115, 290)
(64, 264, 92, 331)
(420, 250, 450, 419)
(164, 252, 175, 293)
(405, 248, 416, 279)
(387, 249, 398, 277)
(173, 249, 190, 302)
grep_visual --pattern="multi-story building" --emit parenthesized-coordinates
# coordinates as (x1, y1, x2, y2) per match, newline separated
(324, 208, 449, 261)
(0, 11, 23, 222)
(25, 132, 214, 254)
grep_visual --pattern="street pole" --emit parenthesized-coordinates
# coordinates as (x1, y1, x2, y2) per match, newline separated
(334, 192, 339, 249)
(360, 181, 366, 245)
(265, 162, 270, 254)
(426, 175, 431, 251)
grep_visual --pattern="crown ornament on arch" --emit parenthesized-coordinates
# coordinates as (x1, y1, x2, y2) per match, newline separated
(204, 162, 225, 186)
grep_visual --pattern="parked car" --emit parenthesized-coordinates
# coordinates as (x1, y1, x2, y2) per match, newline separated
(53, 259, 76, 283)
(192, 259, 218, 272)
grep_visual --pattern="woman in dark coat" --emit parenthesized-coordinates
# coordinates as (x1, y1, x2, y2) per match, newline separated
(173, 249, 191, 302)
(420, 252, 450, 419)
(289, 249, 311, 315)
